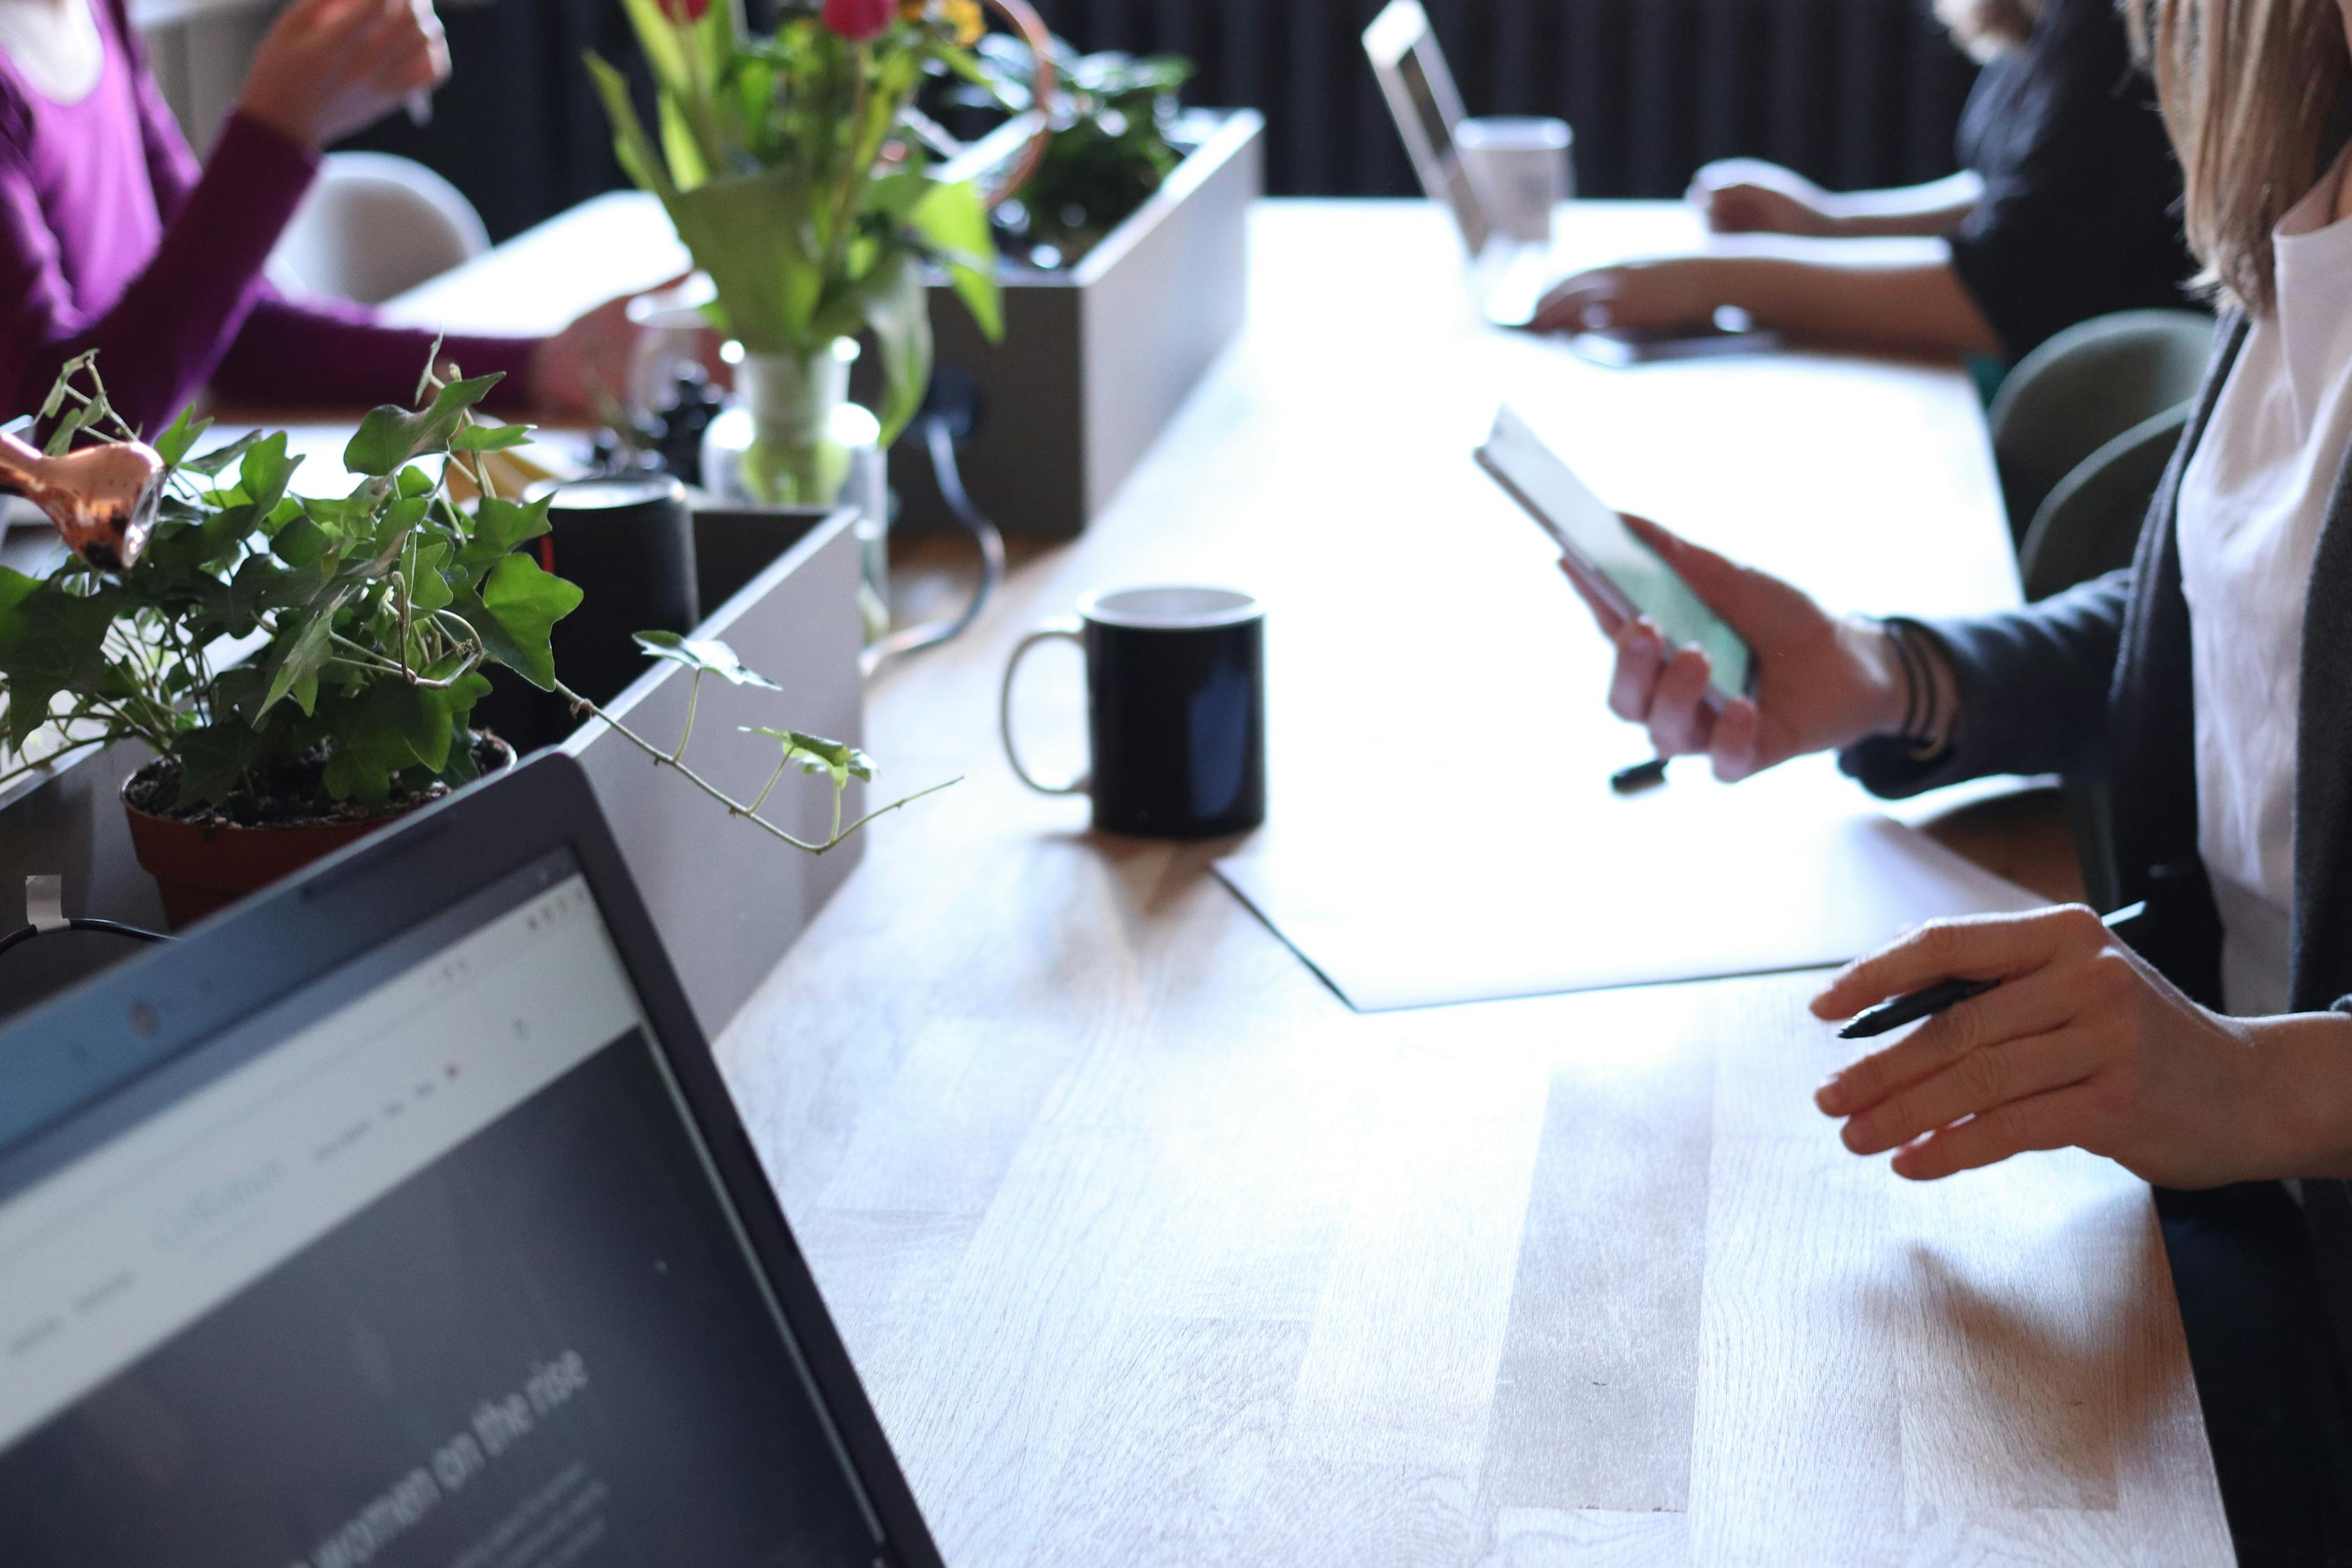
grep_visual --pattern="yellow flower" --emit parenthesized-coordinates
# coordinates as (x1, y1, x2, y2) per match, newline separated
(897, 0, 983, 47)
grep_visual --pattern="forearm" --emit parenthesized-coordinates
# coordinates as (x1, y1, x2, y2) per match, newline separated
(1816, 171, 1984, 238)
(1707, 248, 2001, 358)
(0, 112, 315, 433)
(213, 294, 538, 413)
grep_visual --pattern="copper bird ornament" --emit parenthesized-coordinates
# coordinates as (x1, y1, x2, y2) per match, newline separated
(0, 426, 166, 571)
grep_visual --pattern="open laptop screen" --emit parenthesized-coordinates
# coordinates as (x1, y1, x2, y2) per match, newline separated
(0, 850, 890, 1567)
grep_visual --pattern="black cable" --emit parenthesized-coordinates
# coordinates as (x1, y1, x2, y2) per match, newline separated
(0, 916, 174, 964)
(861, 412, 1006, 675)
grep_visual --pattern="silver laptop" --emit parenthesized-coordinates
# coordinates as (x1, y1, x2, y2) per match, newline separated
(1364, 1, 1555, 328)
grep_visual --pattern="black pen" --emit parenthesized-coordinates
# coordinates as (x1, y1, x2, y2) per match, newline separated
(1836, 900, 2149, 1040)
(1611, 756, 1670, 794)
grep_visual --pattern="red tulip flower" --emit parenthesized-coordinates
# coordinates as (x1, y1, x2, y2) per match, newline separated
(821, 0, 893, 40)
(659, 0, 710, 22)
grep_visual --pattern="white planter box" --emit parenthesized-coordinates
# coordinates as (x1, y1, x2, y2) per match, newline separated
(0, 508, 867, 1037)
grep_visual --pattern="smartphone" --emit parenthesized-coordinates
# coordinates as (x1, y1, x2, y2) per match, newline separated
(1474, 403, 1756, 705)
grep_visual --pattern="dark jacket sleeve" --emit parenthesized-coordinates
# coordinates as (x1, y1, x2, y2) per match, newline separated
(1944, 0, 2195, 360)
(1838, 569, 2133, 797)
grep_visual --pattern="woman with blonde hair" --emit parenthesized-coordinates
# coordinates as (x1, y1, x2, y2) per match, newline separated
(1560, 0, 2352, 1553)
(1531, 0, 2195, 361)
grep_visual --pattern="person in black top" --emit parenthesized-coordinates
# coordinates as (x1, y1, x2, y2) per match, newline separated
(1529, 0, 2196, 361)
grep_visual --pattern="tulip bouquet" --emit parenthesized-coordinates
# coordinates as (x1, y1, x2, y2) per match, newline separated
(589, 0, 1026, 502)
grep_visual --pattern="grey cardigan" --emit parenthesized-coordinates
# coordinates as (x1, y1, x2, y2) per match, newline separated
(1840, 312, 2352, 1367)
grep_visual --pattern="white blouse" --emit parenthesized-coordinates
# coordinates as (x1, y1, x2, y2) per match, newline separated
(2178, 148, 2352, 1017)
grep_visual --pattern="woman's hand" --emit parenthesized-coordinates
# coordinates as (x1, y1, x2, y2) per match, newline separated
(239, 0, 450, 151)
(528, 295, 643, 424)
(1529, 257, 1728, 336)
(1559, 515, 1911, 781)
(1688, 159, 1839, 237)
(527, 282, 728, 422)
(1808, 905, 2352, 1189)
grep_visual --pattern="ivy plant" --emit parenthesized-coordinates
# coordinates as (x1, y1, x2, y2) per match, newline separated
(0, 353, 945, 852)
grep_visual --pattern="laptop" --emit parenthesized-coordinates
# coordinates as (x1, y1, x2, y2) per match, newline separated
(1363, 2, 1783, 360)
(1364, 0, 1556, 328)
(0, 753, 942, 1567)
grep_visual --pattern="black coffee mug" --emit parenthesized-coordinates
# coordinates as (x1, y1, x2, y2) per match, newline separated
(1000, 587, 1266, 838)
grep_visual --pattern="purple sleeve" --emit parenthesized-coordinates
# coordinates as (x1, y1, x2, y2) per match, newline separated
(0, 110, 316, 436)
(212, 293, 540, 411)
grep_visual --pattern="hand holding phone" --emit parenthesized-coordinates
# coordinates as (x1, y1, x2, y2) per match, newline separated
(1474, 403, 1914, 781)
(1475, 405, 1755, 705)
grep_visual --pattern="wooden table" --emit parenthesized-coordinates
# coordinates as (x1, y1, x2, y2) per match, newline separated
(396, 198, 2230, 1565)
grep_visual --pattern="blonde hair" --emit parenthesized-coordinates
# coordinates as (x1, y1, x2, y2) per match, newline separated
(2130, 0, 2351, 314)
(1937, 0, 2041, 59)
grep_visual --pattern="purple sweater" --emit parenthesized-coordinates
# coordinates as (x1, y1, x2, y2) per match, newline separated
(0, 0, 535, 436)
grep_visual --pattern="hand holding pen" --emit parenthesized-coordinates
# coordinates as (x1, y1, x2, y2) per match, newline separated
(1808, 902, 2348, 1190)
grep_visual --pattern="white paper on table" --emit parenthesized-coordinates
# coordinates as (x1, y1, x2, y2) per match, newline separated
(1211, 772, 2047, 1012)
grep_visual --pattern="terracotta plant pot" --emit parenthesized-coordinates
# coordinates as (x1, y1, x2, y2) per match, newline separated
(122, 739, 514, 928)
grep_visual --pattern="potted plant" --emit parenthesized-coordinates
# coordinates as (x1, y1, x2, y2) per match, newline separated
(897, 36, 1263, 540)
(586, 0, 1049, 507)
(0, 354, 930, 927)
(960, 36, 1194, 271)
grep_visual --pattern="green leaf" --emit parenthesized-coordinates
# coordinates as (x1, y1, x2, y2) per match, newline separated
(453, 554, 583, 691)
(395, 464, 437, 500)
(457, 494, 553, 581)
(587, 51, 684, 206)
(214, 555, 293, 636)
(180, 429, 264, 479)
(174, 722, 268, 808)
(154, 406, 210, 469)
(450, 422, 534, 455)
(406, 537, 454, 617)
(908, 178, 1003, 341)
(258, 592, 345, 718)
(0, 575, 121, 749)
(342, 374, 503, 477)
(743, 726, 875, 785)
(237, 432, 299, 519)
(42, 404, 84, 457)
(861, 251, 934, 446)
(633, 630, 783, 690)
(323, 684, 432, 805)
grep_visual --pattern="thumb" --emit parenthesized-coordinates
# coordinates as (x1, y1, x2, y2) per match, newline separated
(1620, 513, 1753, 618)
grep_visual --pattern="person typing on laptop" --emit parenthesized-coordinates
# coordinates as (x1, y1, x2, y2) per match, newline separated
(1529, 0, 2195, 361)
(1555, 1, 2352, 1552)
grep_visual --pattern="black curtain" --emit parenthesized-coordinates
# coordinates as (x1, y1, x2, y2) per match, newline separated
(341, 0, 1981, 243)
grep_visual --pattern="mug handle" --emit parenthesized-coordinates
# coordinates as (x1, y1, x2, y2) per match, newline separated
(1000, 623, 1090, 795)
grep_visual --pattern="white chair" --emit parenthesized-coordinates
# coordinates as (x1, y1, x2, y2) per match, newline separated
(267, 152, 490, 306)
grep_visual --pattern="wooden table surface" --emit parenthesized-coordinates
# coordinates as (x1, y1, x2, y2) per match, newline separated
(397, 198, 2230, 1565)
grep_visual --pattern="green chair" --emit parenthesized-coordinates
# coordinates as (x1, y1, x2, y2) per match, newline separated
(2018, 403, 2190, 602)
(1988, 309, 2215, 546)
(2012, 403, 2194, 913)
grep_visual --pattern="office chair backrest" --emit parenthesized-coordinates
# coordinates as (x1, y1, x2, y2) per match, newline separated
(2018, 402, 2192, 603)
(1989, 309, 2215, 546)
(267, 153, 491, 306)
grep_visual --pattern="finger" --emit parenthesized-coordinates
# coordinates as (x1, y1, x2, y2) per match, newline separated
(1619, 514, 1753, 618)
(1530, 274, 1616, 334)
(1606, 618, 1667, 721)
(1708, 695, 1762, 781)
(1838, 1025, 2099, 1158)
(1888, 1084, 2105, 1181)
(1807, 903, 2105, 1022)
(1558, 557, 1627, 636)
(1817, 962, 2082, 1119)
(1645, 645, 1716, 756)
